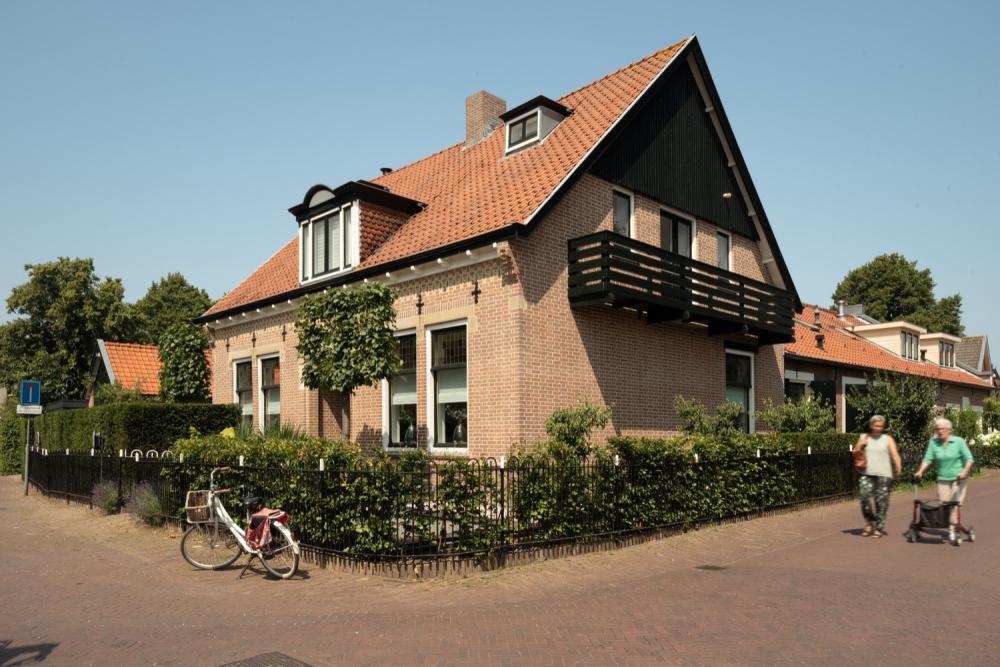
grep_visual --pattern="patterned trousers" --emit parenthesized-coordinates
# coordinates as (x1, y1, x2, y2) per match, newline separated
(859, 474, 891, 531)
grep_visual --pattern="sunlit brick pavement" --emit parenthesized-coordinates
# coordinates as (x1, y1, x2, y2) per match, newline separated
(2, 473, 999, 666)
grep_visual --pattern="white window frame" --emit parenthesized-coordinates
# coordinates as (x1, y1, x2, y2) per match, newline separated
(257, 353, 281, 432)
(841, 376, 868, 432)
(233, 358, 253, 428)
(612, 187, 635, 239)
(426, 320, 469, 456)
(382, 328, 418, 452)
(783, 368, 814, 401)
(716, 230, 732, 271)
(659, 204, 699, 261)
(725, 348, 755, 433)
(299, 202, 359, 285)
(505, 108, 542, 153)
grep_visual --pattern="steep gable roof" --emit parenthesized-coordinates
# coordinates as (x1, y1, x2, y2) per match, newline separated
(787, 306, 993, 389)
(201, 35, 798, 320)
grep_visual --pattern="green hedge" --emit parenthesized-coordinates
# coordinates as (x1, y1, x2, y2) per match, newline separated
(0, 417, 24, 474)
(36, 403, 240, 453)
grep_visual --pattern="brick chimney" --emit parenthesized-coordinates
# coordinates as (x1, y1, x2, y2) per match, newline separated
(465, 91, 506, 147)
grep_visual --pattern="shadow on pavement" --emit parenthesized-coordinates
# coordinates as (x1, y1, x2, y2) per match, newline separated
(0, 639, 58, 666)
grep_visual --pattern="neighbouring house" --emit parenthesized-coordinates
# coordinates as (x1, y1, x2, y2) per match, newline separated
(784, 304, 995, 432)
(956, 335, 997, 391)
(197, 35, 800, 457)
(89, 340, 163, 404)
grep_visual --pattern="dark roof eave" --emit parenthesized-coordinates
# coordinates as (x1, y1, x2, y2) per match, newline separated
(289, 180, 425, 220)
(195, 223, 523, 324)
(499, 95, 572, 122)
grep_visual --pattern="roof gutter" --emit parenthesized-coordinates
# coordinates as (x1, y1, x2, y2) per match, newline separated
(195, 222, 522, 324)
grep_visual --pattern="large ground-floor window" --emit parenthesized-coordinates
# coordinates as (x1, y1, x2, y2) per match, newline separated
(431, 325, 467, 448)
(260, 356, 280, 432)
(389, 333, 417, 447)
(725, 351, 753, 433)
(235, 360, 253, 429)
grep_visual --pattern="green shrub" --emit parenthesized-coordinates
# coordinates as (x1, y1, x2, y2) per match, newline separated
(92, 481, 120, 514)
(543, 402, 611, 456)
(674, 396, 743, 437)
(124, 482, 163, 526)
(943, 406, 982, 443)
(755, 396, 836, 433)
(0, 417, 24, 474)
(34, 402, 239, 453)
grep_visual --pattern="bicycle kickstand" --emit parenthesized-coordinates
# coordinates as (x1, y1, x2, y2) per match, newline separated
(238, 553, 258, 579)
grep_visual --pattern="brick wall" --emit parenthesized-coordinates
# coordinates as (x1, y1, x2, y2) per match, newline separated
(209, 173, 786, 455)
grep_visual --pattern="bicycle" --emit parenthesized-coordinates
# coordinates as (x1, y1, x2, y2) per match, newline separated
(180, 466, 300, 579)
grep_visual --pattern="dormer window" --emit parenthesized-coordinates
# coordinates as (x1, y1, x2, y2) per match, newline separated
(940, 342, 955, 367)
(901, 331, 919, 360)
(301, 204, 355, 282)
(507, 111, 539, 150)
(501, 95, 571, 154)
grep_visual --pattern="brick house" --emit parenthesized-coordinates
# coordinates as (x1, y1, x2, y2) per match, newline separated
(785, 304, 995, 432)
(197, 36, 800, 457)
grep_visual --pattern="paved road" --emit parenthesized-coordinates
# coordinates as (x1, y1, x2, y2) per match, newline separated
(1, 474, 999, 666)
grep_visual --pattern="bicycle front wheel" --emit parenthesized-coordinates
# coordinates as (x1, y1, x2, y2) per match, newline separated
(181, 523, 242, 570)
(260, 522, 299, 579)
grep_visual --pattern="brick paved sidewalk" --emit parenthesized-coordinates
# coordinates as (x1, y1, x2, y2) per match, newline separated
(1, 473, 999, 666)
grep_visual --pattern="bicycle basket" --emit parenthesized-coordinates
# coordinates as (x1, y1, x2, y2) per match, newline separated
(185, 490, 213, 523)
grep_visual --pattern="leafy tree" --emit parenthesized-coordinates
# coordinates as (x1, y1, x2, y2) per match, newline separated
(158, 323, 210, 402)
(755, 396, 835, 433)
(845, 372, 939, 448)
(295, 284, 400, 439)
(674, 396, 743, 437)
(133, 273, 212, 344)
(982, 396, 1000, 433)
(0, 258, 136, 401)
(832, 253, 963, 335)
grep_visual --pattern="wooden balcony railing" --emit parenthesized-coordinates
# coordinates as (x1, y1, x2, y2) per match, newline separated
(568, 231, 795, 344)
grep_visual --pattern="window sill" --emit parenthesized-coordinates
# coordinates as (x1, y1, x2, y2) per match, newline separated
(300, 266, 353, 287)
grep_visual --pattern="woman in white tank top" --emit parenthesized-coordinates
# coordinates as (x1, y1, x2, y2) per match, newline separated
(852, 415, 902, 538)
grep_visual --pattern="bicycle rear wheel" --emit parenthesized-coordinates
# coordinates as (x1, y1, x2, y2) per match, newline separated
(260, 522, 299, 579)
(181, 523, 242, 570)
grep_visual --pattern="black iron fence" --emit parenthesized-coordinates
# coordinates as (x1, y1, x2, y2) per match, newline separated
(26, 446, 968, 561)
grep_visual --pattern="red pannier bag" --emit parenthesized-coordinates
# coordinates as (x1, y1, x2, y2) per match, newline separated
(245, 509, 275, 550)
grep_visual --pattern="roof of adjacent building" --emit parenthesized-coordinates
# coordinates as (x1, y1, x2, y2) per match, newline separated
(100, 341, 163, 396)
(203, 37, 697, 319)
(957, 335, 986, 372)
(786, 306, 994, 389)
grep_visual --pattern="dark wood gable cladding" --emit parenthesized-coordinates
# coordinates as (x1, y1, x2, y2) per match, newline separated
(591, 63, 754, 239)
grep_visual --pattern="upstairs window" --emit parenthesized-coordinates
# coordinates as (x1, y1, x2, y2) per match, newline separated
(717, 231, 731, 270)
(506, 111, 539, 151)
(671, 217, 693, 259)
(901, 332, 919, 360)
(613, 190, 632, 237)
(301, 204, 354, 281)
(940, 342, 955, 367)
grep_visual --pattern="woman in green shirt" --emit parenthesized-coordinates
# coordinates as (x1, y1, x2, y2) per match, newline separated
(915, 417, 974, 542)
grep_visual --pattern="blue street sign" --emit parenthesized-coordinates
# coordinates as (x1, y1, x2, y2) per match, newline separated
(20, 380, 41, 406)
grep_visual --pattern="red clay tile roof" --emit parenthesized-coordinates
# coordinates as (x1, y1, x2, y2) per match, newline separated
(787, 306, 993, 389)
(203, 37, 692, 318)
(102, 342, 162, 395)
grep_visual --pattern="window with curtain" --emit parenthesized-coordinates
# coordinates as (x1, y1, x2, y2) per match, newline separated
(613, 191, 631, 237)
(432, 326, 467, 447)
(389, 334, 417, 447)
(725, 352, 752, 433)
(235, 361, 253, 429)
(260, 357, 280, 432)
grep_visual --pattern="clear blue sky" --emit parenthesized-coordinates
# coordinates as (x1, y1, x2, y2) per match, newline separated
(2, 1, 998, 346)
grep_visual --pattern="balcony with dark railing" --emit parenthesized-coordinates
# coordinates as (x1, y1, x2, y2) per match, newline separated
(568, 231, 795, 344)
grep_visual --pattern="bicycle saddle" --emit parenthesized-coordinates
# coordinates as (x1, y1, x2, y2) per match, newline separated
(240, 496, 261, 508)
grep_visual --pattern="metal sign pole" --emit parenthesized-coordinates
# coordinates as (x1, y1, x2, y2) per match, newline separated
(23, 416, 31, 496)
